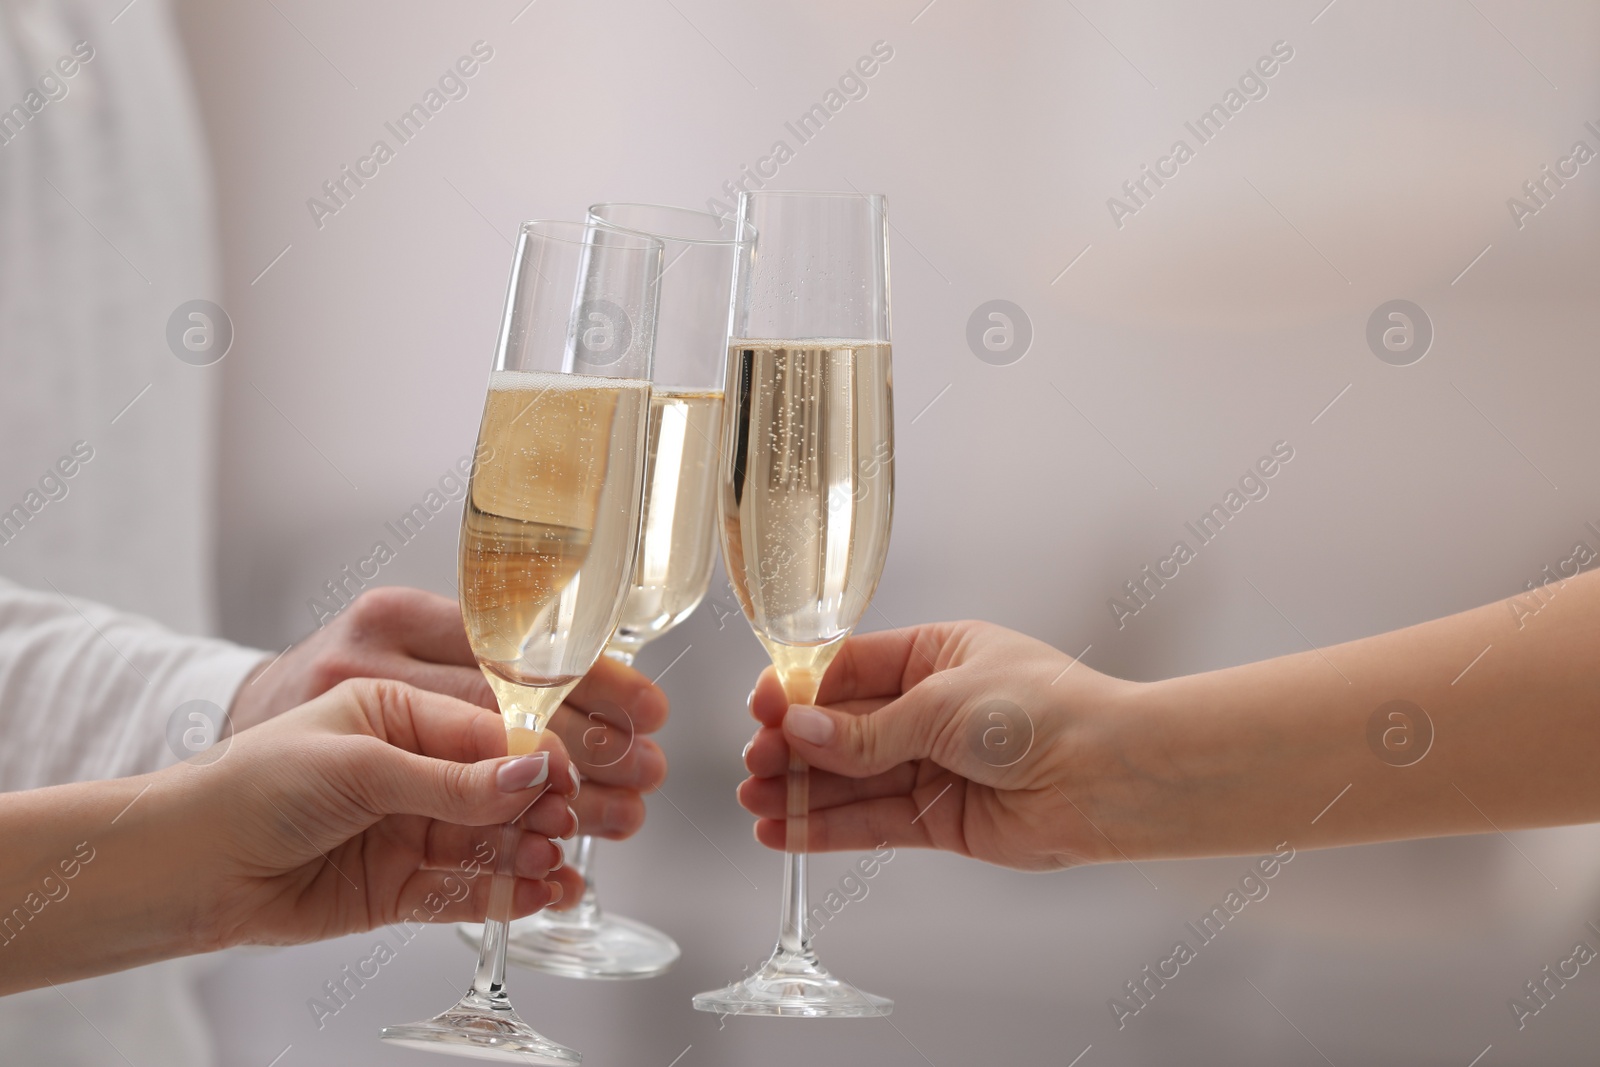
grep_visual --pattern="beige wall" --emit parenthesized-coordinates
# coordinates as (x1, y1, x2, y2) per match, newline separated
(176, 1, 1600, 1062)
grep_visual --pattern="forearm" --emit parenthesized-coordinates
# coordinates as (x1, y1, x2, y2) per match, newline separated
(0, 771, 211, 993)
(1116, 570, 1600, 858)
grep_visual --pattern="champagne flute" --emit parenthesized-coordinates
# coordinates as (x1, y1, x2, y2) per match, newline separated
(381, 219, 662, 1063)
(692, 190, 895, 1018)
(486, 204, 749, 979)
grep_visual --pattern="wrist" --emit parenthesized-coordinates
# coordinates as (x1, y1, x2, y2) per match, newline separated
(1115, 664, 1379, 860)
(1081, 672, 1270, 862)
(100, 767, 226, 959)
(226, 654, 279, 732)
(146, 764, 235, 955)
(1060, 675, 1190, 862)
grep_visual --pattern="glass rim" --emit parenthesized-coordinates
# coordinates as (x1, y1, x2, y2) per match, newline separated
(516, 218, 664, 253)
(738, 189, 885, 202)
(587, 202, 754, 247)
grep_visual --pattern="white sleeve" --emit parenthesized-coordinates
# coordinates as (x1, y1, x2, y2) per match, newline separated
(0, 577, 269, 790)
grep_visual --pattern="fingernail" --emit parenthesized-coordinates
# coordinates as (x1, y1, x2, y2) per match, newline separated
(786, 705, 834, 745)
(747, 686, 758, 709)
(742, 739, 754, 760)
(562, 805, 579, 840)
(551, 839, 565, 872)
(497, 753, 549, 792)
(546, 880, 564, 905)
(569, 766, 581, 799)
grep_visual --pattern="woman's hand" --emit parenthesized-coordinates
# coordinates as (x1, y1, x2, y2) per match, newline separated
(191, 678, 586, 949)
(0, 677, 601, 993)
(738, 621, 1149, 871)
(229, 587, 670, 841)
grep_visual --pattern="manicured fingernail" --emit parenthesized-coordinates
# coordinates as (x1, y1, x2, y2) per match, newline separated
(569, 767, 581, 799)
(562, 806, 579, 840)
(786, 705, 834, 745)
(497, 753, 549, 792)
(742, 739, 754, 760)
(747, 686, 758, 709)
(551, 839, 565, 872)
(546, 880, 564, 905)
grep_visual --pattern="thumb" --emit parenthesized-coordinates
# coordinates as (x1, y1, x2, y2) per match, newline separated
(357, 738, 579, 827)
(781, 675, 970, 778)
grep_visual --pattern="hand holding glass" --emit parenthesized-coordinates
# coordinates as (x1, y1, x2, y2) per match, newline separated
(381, 219, 662, 1063)
(692, 190, 896, 1018)
(483, 204, 748, 980)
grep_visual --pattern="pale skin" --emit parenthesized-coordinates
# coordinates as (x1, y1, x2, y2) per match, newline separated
(231, 587, 670, 839)
(0, 585, 672, 994)
(739, 569, 1600, 869)
(0, 680, 584, 995)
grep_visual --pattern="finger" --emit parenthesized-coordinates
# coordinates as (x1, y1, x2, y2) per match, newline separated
(752, 670, 895, 731)
(498, 787, 578, 839)
(565, 654, 670, 734)
(513, 790, 579, 839)
(744, 696, 895, 778)
(749, 667, 787, 727)
(363, 587, 479, 667)
(392, 864, 584, 924)
(816, 623, 968, 705)
(781, 674, 971, 779)
(423, 820, 569, 879)
(341, 680, 506, 763)
(550, 705, 668, 790)
(752, 796, 935, 854)
(355, 730, 580, 828)
(738, 764, 917, 819)
(367, 655, 495, 711)
(571, 784, 646, 840)
(743, 725, 788, 777)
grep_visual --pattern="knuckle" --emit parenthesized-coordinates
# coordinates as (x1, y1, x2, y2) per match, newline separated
(851, 716, 883, 772)
(342, 588, 384, 629)
(435, 758, 476, 808)
(307, 647, 372, 693)
(615, 796, 646, 835)
(597, 795, 644, 837)
(366, 676, 414, 712)
(326, 674, 382, 711)
(344, 586, 414, 638)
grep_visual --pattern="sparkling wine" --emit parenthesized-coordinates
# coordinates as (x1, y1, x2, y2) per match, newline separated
(461, 369, 651, 734)
(607, 389, 723, 660)
(719, 340, 894, 691)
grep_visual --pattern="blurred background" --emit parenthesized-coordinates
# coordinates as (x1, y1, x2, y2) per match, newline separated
(8, 0, 1600, 1062)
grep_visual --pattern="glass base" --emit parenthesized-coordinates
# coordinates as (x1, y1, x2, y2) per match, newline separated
(381, 991, 581, 1064)
(457, 913, 680, 980)
(691, 946, 893, 1018)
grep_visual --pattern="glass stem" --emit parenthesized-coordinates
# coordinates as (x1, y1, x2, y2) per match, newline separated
(778, 754, 811, 955)
(777, 668, 821, 958)
(552, 643, 633, 933)
(545, 834, 604, 930)
(470, 821, 522, 1003)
